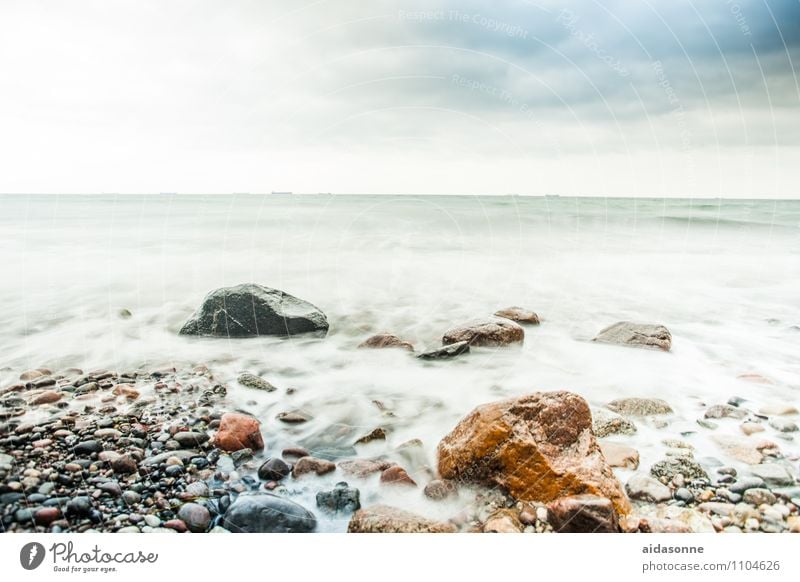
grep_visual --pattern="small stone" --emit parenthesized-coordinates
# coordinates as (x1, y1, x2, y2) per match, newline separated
(292, 456, 336, 477)
(705, 404, 747, 419)
(494, 306, 540, 325)
(379, 466, 417, 487)
(593, 322, 671, 351)
(29, 390, 62, 405)
(416, 341, 470, 360)
(606, 398, 673, 416)
(483, 509, 523, 533)
(740, 422, 765, 436)
(66, 496, 92, 517)
(34, 507, 61, 526)
(728, 477, 766, 494)
(73, 440, 103, 455)
(358, 334, 414, 351)
(121, 491, 141, 505)
(338, 459, 395, 478)
(650, 456, 708, 482)
(237, 373, 277, 392)
(592, 408, 637, 437)
(769, 418, 798, 433)
(177, 503, 211, 533)
(625, 474, 672, 503)
(111, 455, 138, 475)
(276, 410, 312, 424)
(214, 412, 264, 452)
(112, 385, 140, 400)
(547, 494, 619, 533)
(316, 482, 360, 514)
(354, 428, 386, 445)
(281, 447, 311, 460)
(347, 505, 455, 533)
(185, 482, 209, 498)
(258, 458, 291, 481)
(144, 515, 161, 527)
(173, 431, 210, 448)
(674, 487, 693, 502)
(163, 519, 188, 533)
(759, 404, 798, 416)
(423, 479, 458, 501)
(600, 442, 640, 470)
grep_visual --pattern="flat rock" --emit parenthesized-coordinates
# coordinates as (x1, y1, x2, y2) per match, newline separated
(179, 283, 328, 338)
(600, 442, 640, 470)
(705, 404, 747, 420)
(625, 474, 672, 503)
(442, 317, 524, 347)
(749, 464, 795, 487)
(592, 408, 637, 437)
(606, 398, 673, 416)
(494, 306, 540, 325)
(237, 373, 276, 392)
(548, 494, 619, 533)
(173, 431, 210, 448)
(416, 341, 470, 360)
(292, 456, 336, 477)
(650, 456, 708, 483)
(482, 509, 524, 533)
(213, 412, 264, 452)
(593, 322, 672, 351)
(347, 505, 455, 533)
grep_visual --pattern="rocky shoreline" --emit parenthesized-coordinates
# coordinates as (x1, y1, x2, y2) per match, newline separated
(1, 283, 798, 534)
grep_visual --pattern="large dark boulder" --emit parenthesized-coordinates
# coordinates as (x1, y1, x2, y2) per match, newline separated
(222, 493, 317, 533)
(179, 283, 328, 338)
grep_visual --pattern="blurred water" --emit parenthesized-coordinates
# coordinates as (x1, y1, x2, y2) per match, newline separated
(1, 194, 798, 529)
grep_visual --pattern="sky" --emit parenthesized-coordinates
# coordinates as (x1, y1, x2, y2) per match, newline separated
(0, 0, 798, 197)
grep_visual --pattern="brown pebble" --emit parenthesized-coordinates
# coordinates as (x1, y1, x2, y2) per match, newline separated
(380, 466, 417, 487)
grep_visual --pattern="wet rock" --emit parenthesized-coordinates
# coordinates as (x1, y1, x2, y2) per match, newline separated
(416, 341, 470, 360)
(173, 431, 210, 448)
(281, 447, 311, 460)
(276, 410, 312, 424)
(257, 458, 291, 481)
(292, 456, 336, 478)
(638, 506, 714, 533)
(338, 459, 395, 478)
(213, 412, 264, 452)
(494, 306, 540, 325)
(140, 449, 198, 468)
(379, 466, 417, 487)
(606, 398, 673, 416)
(437, 391, 630, 515)
(316, 482, 360, 514)
(600, 442, 640, 470)
(111, 455, 138, 475)
(354, 428, 386, 445)
(750, 464, 795, 487)
(728, 477, 766, 494)
(442, 317, 524, 347)
(112, 385, 139, 400)
(347, 505, 456, 533)
(177, 503, 211, 533)
(20, 370, 45, 381)
(223, 493, 317, 533)
(358, 334, 414, 351)
(592, 408, 637, 437)
(34, 507, 61, 526)
(547, 494, 619, 533)
(711, 435, 763, 464)
(179, 283, 329, 338)
(705, 404, 747, 420)
(65, 496, 92, 518)
(423, 479, 458, 501)
(592, 322, 672, 351)
(740, 422, 765, 436)
(237, 373, 276, 392)
(29, 390, 61, 405)
(650, 457, 708, 483)
(185, 482, 209, 498)
(483, 509, 523, 533)
(73, 440, 103, 455)
(759, 404, 798, 416)
(625, 474, 672, 503)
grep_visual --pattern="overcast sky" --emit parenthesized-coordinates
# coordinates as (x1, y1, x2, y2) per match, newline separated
(1, 0, 798, 196)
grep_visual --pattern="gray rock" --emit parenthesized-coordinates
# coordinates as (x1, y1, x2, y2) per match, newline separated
(750, 464, 795, 487)
(316, 482, 360, 514)
(173, 432, 209, 448)
(222, 493, 317, 533)
(140, 449, 199, 467)
(237, 373, 277, 392)
(607, 398, 673, 416)
(179, 283, 328, 338)
(768, 418, 798, 433)
(728, 477, 766, 494)
(592, 408, 637, 437)
(742, 488, 776, 506)
(650, 457, 708, 482)
(592, 322, 672, 351)
(257, 458, 291, 481)
(73, 440, 103, 455)
(417, 340, 470, 360)
(442, 317, 524, 347)
(625, 474, 672, 502)
(704, 404, 747, 420)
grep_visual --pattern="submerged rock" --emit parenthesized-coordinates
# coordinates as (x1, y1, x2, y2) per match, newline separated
(606, 398, 673, 417)
(292, 456, 336, 477)
(547, 494, 619, 533)
(222, 493, 317, 533)
(347, 505, 455, 533)
(437, 391, 630, 515)
(213, 412, 264, 452)
(237, 373, 276, 392)
(257, 457, 291, 481)
(179, 283, 328, 338)
(442, 317, 524, 347)
(494, 306, 540, 325)
(593, 322, 672, 351)
(650, 456, 708, 483)
(417, 341, 470, 360)
(358, 334, 414, 351)
(600, 442, 640, 470)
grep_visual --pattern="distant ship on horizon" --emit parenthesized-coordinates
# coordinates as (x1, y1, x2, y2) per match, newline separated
(271, 191, 293, 195)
